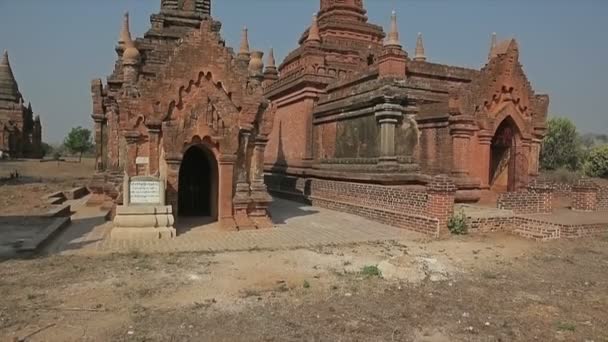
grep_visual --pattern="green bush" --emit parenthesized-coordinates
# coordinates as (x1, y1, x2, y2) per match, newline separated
(448, 210, 468, 235)
(540, 117, 583, 171)
(583, 145, 608, 178)
(361, 265, 382, 277)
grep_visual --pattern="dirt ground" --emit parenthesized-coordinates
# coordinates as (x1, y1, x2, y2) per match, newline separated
(0, 158, 94, 214)
(1, 234, 607, 342)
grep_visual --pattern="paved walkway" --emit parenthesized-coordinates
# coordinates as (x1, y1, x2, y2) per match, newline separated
(45, 198, 422, 256)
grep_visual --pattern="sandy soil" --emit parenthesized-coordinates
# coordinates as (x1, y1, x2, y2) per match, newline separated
(1, 234, 607, 341)
(0, 158, 94, 215)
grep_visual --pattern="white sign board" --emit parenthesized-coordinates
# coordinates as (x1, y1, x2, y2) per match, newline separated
(136, 156, 149, 165)
(129, 180, 161, 204)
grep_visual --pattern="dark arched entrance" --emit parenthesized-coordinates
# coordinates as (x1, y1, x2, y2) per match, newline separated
(490, 118, 519, 192)
(178, 145, 218, 219)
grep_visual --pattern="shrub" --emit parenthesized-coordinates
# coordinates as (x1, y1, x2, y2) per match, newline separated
(448, 210, 468, 235)
(540, 117, 583, 171)
(361, 265, 382, 277)
(583, 145, 608, 178)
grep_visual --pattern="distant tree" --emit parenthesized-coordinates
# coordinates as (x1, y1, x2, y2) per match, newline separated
(63, 127, 93, 163)
(583, 145, 608, 178)
(540, 117, 583, 171)
(581, 132, 608, 149)
(581, 133, 596, 149)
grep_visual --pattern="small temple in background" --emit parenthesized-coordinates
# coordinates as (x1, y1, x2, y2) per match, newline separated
(0, 50, 43, 158)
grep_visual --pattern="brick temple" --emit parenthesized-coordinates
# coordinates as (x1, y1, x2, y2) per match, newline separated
(91, 0, 549, 236)
(91, 0, 275, 229)
(263, 1, 549, 235)
(0, 50, 43, 158)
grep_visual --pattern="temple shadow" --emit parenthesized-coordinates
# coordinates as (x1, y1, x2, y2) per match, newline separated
(268, 197, 318, 225)
(264, 119, 320, 224)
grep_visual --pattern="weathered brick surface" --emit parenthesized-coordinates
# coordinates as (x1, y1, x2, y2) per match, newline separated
(497, 181, 553, 214)
(467, 216, 514, 233)
(597, 186, 608, 210)
(571, 179, 599, 211)
(266, 173, 455, 238)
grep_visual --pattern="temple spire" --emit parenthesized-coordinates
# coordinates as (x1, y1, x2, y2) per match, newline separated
(385, 10, 401, 47)
(0, 49, 21, 103)
(266, 47, 276, 69)
(121, 12, 140, 65)
(264, 47, 279, 84)
(118, 12, 131, 47)
(414, 32, 426, 62)
(306, 13, 321, 44)
(488, 32, 497, 60)
(239, 26, 251, 59)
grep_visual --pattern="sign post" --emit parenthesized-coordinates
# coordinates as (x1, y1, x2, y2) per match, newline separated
(112, 174, 175, 240)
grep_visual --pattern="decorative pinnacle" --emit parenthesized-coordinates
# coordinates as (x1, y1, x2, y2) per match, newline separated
(266, 47, 276, 68)
(239, 26, 250, 57)
(306, 13, 321, 43)
(488, 32, 497, 60)
(414, 32, 426, 62)
(119, 12, 131, 46)
(385, 10, 401, 47)
(121, 12, 140, 64)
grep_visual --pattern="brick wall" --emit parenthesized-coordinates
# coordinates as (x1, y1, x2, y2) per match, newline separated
(497, 182, 553, 214)
(571, 179, 599, 211)
(266, 173, 456, 237)
(597, 185, 608, 210)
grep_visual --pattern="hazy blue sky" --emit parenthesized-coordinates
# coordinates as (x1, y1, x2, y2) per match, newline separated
(0, 0, 606, 143)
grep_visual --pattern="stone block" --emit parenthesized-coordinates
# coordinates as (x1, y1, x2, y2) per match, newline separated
(110, 227, 176, 240)
(44, 204, 71, 218)
(64, 186, 89, 200)
(111, 204, 176, 241)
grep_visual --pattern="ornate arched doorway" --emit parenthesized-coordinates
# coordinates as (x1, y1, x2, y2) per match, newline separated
(490, 118, 519, 192)
(178, 145, 218, 219)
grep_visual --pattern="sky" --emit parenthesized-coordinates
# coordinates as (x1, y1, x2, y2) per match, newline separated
(0, 0, 607, 143)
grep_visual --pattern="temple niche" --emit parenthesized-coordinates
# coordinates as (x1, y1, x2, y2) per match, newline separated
(90, 0, 275, 230)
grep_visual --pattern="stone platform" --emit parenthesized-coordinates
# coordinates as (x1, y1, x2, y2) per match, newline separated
(0, 216, 71, 257)
(44, 198, 423, 256)
(460, 204, 608, 241)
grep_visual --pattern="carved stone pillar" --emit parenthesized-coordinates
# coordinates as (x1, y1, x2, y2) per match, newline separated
(124, 130, 140, 177)
(375, 102, 403, 169)
(234, 131, 251, 202)
(92, 114, 106, 171)
(250, 136, 269, 192)
(249, 135, 273, 229)
(477, 131, 493, 188)
(146, 122, 161, 176)
(449, 115, 476, 178)
(519, 139, 532, 188)
(233, 131, 255, 230)
(218, 154, 238, 230)
(530, 138, 542, 178)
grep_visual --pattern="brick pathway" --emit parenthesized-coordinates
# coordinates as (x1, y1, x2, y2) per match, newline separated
(46, 198, 422, 256)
